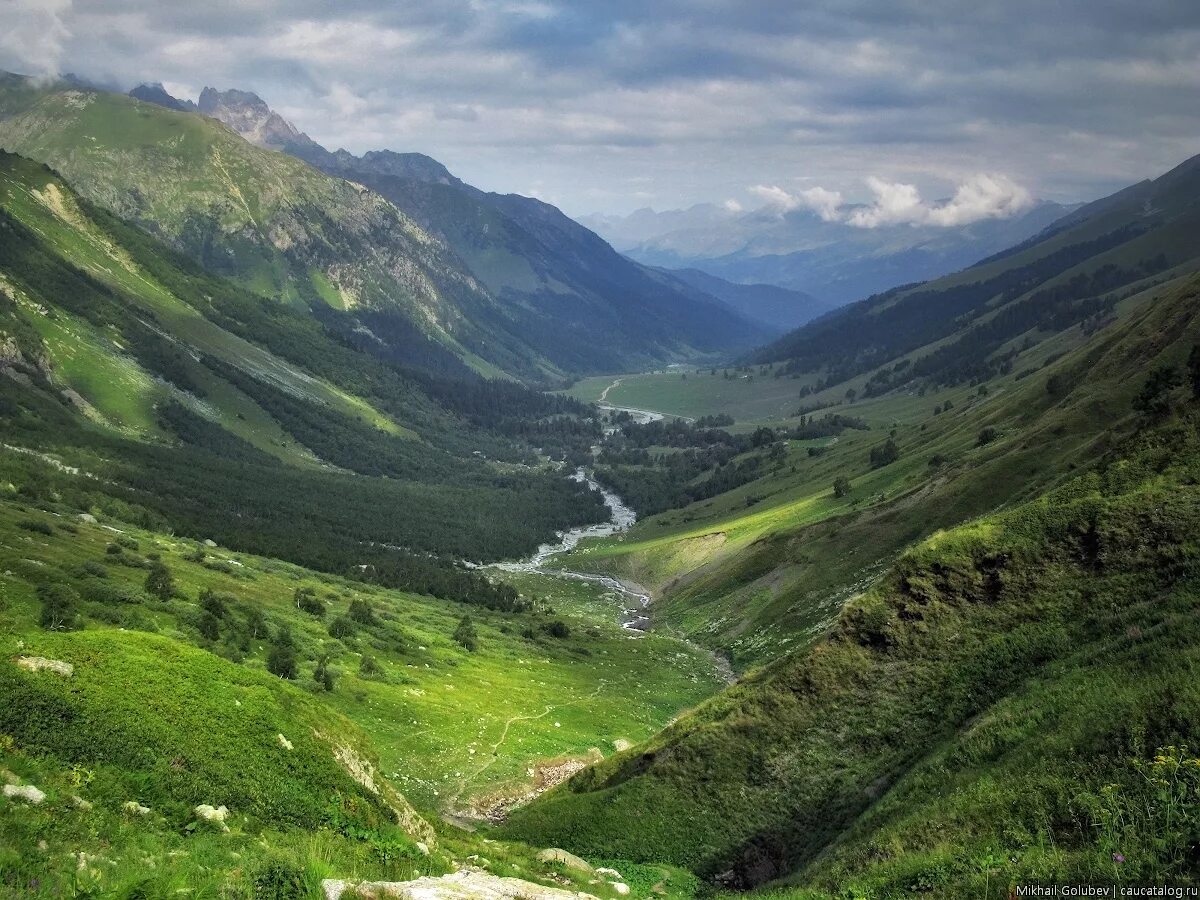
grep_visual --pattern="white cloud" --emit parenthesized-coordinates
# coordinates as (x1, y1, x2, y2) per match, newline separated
(926, 173, 1033, 226)
(846, 177, 926, 227)
(750, 174, 1033, 228)
(721, 198, 743, 213)
(748, 184, 844, 220)
(0, 0, 72, 79)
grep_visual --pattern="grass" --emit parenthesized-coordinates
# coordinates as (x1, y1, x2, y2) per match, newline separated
(502, 411, 1200, 895)
(555, 273, 1200, 666)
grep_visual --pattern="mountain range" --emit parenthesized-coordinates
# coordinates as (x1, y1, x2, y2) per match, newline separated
(583, 195, 1077, 307)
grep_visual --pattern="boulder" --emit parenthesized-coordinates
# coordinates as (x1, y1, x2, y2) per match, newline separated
(536, 848, 593, 873)
(195, 803, 230, 830)
(3, 783, 45, 804)
(322, 869, 599, 900)
(15, 656, 73, 677)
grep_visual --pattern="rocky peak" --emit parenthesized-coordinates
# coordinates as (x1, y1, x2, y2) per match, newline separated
(129, 83, 196, 113)
(196, 87, 320, 153)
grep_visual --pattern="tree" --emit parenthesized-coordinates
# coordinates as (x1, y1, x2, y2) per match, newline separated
(1188, 345, 1200, 400)
(358, 655, 381, 676)
(977, 426, 999, 447)
(144, 561, 175, 601)
(267, 626, 298, 679)
(295, 586, 324, 618)
(541, 620, 570, 639)
(1132, 365, 1182, 417)
(453, 615, 478, 652)
(313, 654, 335, 692)
(38, 583, 80, 632)
(197, 612, 220, 642)
(348, 598, 376, 626)
(328, 615, 355, 639)
(199, 587, 227, 619)
(869, 438, 900, 469)
(833, 476, 852, 498)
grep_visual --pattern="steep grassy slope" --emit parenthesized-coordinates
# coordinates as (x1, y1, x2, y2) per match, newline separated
(184, 86, 768, 373)
(0, 74, 558, 379)
(503, 403, 1200, 895)
(557, 161, 1200, 665)
(0, 435, 723, 896)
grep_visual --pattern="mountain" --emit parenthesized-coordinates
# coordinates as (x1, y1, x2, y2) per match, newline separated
(752, 151, 1200, 390)
(659, 267, 835, 332)
(498, 156, 1200, 890)
(582, 198, 1075, 307)
(126, 82, 768, 375)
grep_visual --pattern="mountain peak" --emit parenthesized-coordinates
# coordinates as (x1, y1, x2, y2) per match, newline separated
(196, 86, 320, 153)
(129, 82, 196, 113)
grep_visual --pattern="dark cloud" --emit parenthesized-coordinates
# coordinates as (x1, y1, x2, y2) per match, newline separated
(0, 0, 1196, 214)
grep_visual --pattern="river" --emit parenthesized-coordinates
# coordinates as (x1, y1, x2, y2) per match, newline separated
(490, 405, 662, 630)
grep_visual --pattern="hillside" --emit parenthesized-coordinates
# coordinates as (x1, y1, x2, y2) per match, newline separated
(654, 268, 833, 333)
(547, 152, 1200, 669)
(124, 82, 768, 375)
(503, 275, 1200, 892)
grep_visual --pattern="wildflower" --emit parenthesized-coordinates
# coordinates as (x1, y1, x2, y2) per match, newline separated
(1112, 852, 1125, 864)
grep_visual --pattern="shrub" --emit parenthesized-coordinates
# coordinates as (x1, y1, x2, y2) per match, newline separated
(541, 620, 571, 639)
(348, 598, 377, 625)
(453, 615, 479, 652)
(17, 518, 53, 536)
(144, 561, 175, 601)
(833, 476, 852, 498)
(869, 438, 900, 469)
(328, 616, 356, 639)
(295, 586, 324, 618)
(314, 655, 335, 691)
(37, 582, 80, 631)
(250, 853, 309, 900)
(267, 627, 298, 680)
(358, 655, 381, 677)
(977, 426, 999, 446)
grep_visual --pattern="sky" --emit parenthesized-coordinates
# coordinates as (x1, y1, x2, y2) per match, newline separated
(1, 0, 1198, 218)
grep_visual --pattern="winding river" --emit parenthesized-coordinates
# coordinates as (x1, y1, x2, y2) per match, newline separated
(490, 405, 663, 631)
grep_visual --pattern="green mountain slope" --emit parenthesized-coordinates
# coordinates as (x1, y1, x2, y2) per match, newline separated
(0, 74, 543, 380)
(187, 86, 769, 373)
(555, 153, 1200, 667)
(0, 150, 608, 587)
(502, 284, 1200, 890)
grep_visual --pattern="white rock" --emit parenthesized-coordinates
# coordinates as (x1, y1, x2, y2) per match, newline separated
(15, 656, 73, 677)
(595, 868, 623, 879)
(195, 804, 229, 830)
(71, 795, 93, 810)
(203, 539, 217, 548)
(78, 513, 97, 524)
(3, 783, 45, 804)
(122, 801, 151, 816)
(416, 841, 430, 856)
(277, 733, 294, 750)
(536, 848, 593, 873)
(610, 883, 630, 896)
(322, 870, 599, 900)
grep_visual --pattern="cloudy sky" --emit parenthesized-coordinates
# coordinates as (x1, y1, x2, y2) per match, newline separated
(2, 0, 1198, 217)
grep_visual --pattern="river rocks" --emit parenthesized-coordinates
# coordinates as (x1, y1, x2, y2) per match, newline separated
(323, 870, 599, 900)
(536, 848, 593, 873)
(15, 656, 73, 677)
(3, 783, 45, 804)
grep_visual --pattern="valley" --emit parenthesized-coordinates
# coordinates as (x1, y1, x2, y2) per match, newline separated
(0, 50, 1198, 900)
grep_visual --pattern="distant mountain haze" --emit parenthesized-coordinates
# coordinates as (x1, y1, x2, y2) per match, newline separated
(583, 197, 1077, 306)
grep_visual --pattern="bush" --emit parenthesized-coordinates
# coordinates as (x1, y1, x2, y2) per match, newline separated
(144, 561, 175, 601)
(541, 620, 571, 639)
(453, 615, 479, 652)
(348, 598, 377, 626)
(17, 518, 53, 536)
(869, 438, 900, 469)
(250, 853, 309, 900)
(314, 655, 335, 691)
(267, 627, 298, 680)
(37, 582, 80, 631)
(328, 616, 355, 639)
(295, 586, 324, 618)
(977, 426, 999, 446)
(833, 476, 852, 498)
(358, 655, 381, 677)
